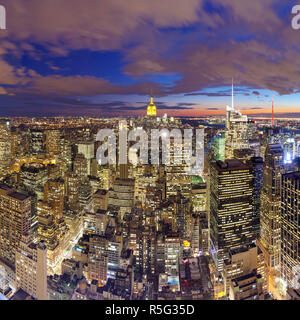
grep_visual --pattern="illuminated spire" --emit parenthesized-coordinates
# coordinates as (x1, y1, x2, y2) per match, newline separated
(226, 79, 235, 112)
(232, 78, 234, 110)
(272, 92, 274, 126)
(147, 95, 157, 117)
(150, 89, 154, 105)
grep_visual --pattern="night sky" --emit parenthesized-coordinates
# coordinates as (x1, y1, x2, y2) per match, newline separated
(0, 1, 300, 117)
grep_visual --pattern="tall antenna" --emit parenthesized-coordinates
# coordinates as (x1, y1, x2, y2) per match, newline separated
(272, 92, 274, 126)
(232, 78, 234, 109)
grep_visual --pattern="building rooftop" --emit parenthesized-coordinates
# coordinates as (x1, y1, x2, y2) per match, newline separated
(9, 191, 30, 201)
(267, 144, 283, 154)
(232, 270, 259, 284)
(114, 178, 135, 185)
(21, 163, 46, 173)
(77, 140, 94, 145)
(213, 159, 249, 172)
(94, 189, 108, 196)
(229, 243, 256, 256)
(10, 288, 34, 300)
(250, 156, 264, 164)
(283, 171, 300, 180)
(0, 183, 13, 191)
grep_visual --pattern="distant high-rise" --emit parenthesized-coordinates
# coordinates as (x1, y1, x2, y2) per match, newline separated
(44, 179, 64, 220)
(20, 163, 48, 192)
(213, 132, 225, 162)
(136, 226, 156, 276)
(108, 178, 135, 219)
(93, 189, 108, 212)
(210, 159, 254, 271)
(272, 92, 274, 126)
(45, 130, 60, 156)
(59, 136, 72, 174)
(281, 172, 300, 289)
(259, 144, 283, 273)
(74, 153, 88, 181)
(164, 235, 180, 277)
(30, 129, 44, 155)
(77, 141, 94, 176)
(0, 119, 11, 178)
(65, 171, 79, 210)
(174, 194, 190, 238)
(225, 82, 249, 158)
(166, 165, 191, 198)
(11, 128, 19, 159)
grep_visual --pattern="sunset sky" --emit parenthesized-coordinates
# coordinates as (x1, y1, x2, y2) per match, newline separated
(0, 1, 300, 117)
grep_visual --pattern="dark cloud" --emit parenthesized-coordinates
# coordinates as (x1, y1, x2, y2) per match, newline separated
(0, 91, 194, 116)
(116, 104, 193, 111)
(248, 113, 300, 118)
(177, 102, 198, 106)
(184, 88, 254, 97)
(185, 92, 231, 97)
(0, 1, 297, 116)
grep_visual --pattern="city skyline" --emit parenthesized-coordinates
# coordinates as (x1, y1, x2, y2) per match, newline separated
(0, 2, 299, 116)
(0, 0, 299, 305)
(0, 68, 298, 301)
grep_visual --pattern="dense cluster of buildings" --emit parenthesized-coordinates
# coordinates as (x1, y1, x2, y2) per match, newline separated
(0, 95, 299, 300)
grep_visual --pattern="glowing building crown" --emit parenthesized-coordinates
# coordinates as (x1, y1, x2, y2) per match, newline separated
(147, 96, 157, 116)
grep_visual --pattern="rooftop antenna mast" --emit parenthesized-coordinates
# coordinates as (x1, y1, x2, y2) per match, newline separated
(232, 78, 234, 110)
(272, 92, 274, 126)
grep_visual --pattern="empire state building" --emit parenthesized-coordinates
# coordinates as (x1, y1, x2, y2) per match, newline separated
(147, 96, 157, 117)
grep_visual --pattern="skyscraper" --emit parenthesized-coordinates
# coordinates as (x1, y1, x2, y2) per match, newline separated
(210, 159, 254, 271)
(259, 144, 283, 273)
(74, 153, 88, 181)
(281, 172, 300, 290)
(213, 132, 226, 162)
(65, 171, 79, 210)
(174, 194, 190, 238)
(247, 157, 264, 239)
(0, 119, 11, 179)
(87, 234, 108, 285)
(77, 141, 94, 176)
(108, 164, 134, 219)
(37, 201, 59, 270)
(225, 83, 249, 159)
(0, 184, 31, 268)
(15, 235, 48, 300)
(30, 129, 45, 155)
(46, 130, 60, 156)
(44, 179, 64, 221)
(147, 96, 157, 117)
